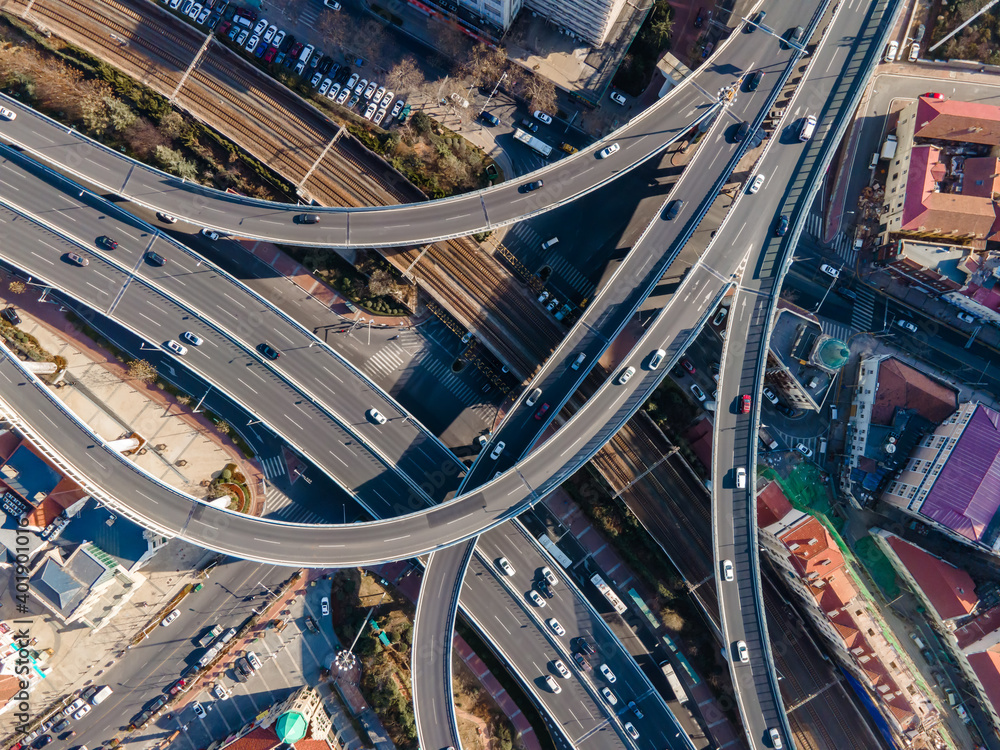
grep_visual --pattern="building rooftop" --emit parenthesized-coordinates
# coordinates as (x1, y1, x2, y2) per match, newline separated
(900, 147, 998, 239)
(57, 499, 148, 571)
(757, 481, 793, 528)
(30, 557, 86, 615)
(920, 404, 1000, 544)
(883, 534, 978, 619)
(967, 651, 1000, 717)
(898, 241, 972, 285)
(0, 444, 63, 506)
(870, 358, 957, 426)
(222, 726, 280, 750)
(955, 605, 1000, 650)
(779, 516, 846, 580)
(914, 98, 1000, 145)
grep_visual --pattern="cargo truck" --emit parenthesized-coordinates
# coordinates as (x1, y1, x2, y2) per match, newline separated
(880, 134, 897, 160)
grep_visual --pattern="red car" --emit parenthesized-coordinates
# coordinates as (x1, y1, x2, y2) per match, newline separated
(168, 679, 186, 695)
(680, 358, 696, 375)
(263, 45, 278, 62)
(740, 394, 751, 414)
(288, 42, 303, 58)
(217, 20, 231, 36)
(921, 92, 945, 100)
(534, 403, 550, 420)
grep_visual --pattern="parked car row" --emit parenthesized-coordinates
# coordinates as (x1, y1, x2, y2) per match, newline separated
(161, 0, 412, 127)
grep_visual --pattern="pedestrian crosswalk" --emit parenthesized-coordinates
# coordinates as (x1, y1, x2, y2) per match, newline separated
(503, 223, 595, 297)
(263, 482, 326, 524)
(297, 0, 320, 27)
(803, 211, 825, 239)
(548, 254, 596, 297)
(802, 213, 858, 265)
(363, 341, 411, 379)
(851, 286, 878, 332)
(821, 320, 852, 343)
(260, 455, 285, 480)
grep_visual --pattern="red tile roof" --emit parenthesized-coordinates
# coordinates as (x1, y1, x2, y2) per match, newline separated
(901, 147, 998, 239)
(779, 516, 845, 578)
(968, 651, 1000, 716)
(884, 535, 977, 619)
(683, 417, 712, 472)
(223, 726, 279, 750)
(962, 157, 1000, 199)
(870, 357, 957, 426)
(955, 605, 1000, 649)
(966, 282, 1000, 313)
(0, 674, 22, 708)
(914, 98, 1000, 145)
(756, 481, 793, 528)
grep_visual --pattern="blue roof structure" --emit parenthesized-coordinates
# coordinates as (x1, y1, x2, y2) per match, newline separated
(30, 558, 86, 615)
(57, 499, 147, 570)
(1, 445, 62, 505)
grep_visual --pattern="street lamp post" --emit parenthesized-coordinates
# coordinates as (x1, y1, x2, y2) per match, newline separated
(478, 72, 507, 117)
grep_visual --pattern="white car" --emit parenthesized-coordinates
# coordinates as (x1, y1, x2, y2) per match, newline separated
(192, 702, 206, 718)
(497, 557, 515, 576)
(374, 86, 386, 104)
(364, 102, 377, 120)
(156, 213, 176, 225)
(181, 331, 204, 346)
(713, 307, 728, 326)
(197, 7, 210, 23)
(236, 29, 248, 46)
(769, 727, 783, 749)
(649, 349, 666, 370)
(374, 108, 387, 126)
(553, 659, 570, 678)
(736, 467, 747, 489)
(244, 34, 259, 52)
(354, 78, 368, 95)
(736, 640, 749, 663)
(490, 442, 505, 460)
(324, 0, 342, 8)
(391, 100, 404, 118)
(547, 618, 565, 636)
(819, 263, 840, 278)
(346, 73, 360, 90)
(364, 81, 377, 99)
(957, 312, 976, 323)
(690, 383, 706, 402)
(624, 723, 640, 740)
(610, 91, 626, 105)
(527, 388, 542, 407)
(187, 3, 202, 19)
(200, 227, 220, 241)
(795, 443, 814, 458)
(368, 408, 387, 425)
(247, 651, 262, 670)
(762, 386, 779, 405)
(598, 143, 620, 159)
(542, 567, 558, 586)
(263, 25, 277, 43)
(382, 91, 394, 107)
(161, 608, 181, 626)
(1, 105, 22, 119)
(321, 597, 330, 616)
(327, 82, 341, 100)
(722, 559, 734, 581)
(253, 18, 268, 35)
(599, 663, 616, 683)
(528, 590, 546, 607)
(533, 110, 553, 124)
(213, 682, 229, 700)
(617, 366, 635, 385)
(336, 87, 351, 104)
(166, 340, 188, 356)
(319, 78, 333, 96)
(310, 71, 323, 88)
(908, 42, 920, 62)
(601, 687, 618, 705)
(897, 319, 918, 333)
(748, 173, 765, 193)
(64, 698, 85, 716)
(272, 30, 285, 47)
(544, 675, 561, 693)
(72, 704, 91, 721)
(884, 40, 898, 62)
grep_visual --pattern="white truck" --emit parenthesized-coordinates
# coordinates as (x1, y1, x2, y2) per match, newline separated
(880, 134, 897, 160)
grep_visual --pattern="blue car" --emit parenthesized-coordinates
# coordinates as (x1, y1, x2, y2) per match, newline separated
(254, 40, 267, 57)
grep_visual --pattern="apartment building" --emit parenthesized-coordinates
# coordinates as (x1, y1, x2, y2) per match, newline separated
(880, 402, 1000, 554)
(218, 686, 335, 750)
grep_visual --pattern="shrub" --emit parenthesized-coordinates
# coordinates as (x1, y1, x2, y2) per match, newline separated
(221, 468, 232, 482)
(153, 145, 198, 180)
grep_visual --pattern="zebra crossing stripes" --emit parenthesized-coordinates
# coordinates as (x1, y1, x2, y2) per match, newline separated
(422, 357, 479, 406)
(263, 483, 326, 524)
(260, 455, 285, 480)
(831, 233, 857, 265)
(822, 321, 852, 343)
(803, 212, 824, 238)
(850, 286, 878, 332)
(506, 222, 541, 250)
(363, 342, 419, 379)
(298, 1, 321, 26)
(548, 255, 596, 296)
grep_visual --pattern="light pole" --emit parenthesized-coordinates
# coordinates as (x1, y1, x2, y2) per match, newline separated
(478, 72, 507, 117)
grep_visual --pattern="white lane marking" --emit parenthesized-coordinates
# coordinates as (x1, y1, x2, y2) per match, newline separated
(85, 281, 106, 295)
(85, 158, 111, 172)
(216, 307, 237, 319)
(223, 292, 246, 309)
(57, 210, 76, 222)
(253, 538, 280, 544)
(322, 366, 343, 383)
(259, 219, 285, 225)
(317, 544, 345, 548)
(493, 615, 511, 635)
(237, 378, 259, 394)
(138, 312, 160, 326)
(445, 213, 472, 221)
(94, 270, 116, 284)
(272, 328, 294, 344)
(383, 535, 410, 543)
(29, 251, 54, 265)
(0, 178, 20, 192)
(293, 402, 314, 420)
(136, 491, 158, 505)
(446, 513, 473, 525)
(327, 450, 347, 467)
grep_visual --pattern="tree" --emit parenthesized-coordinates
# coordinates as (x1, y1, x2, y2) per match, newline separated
(462, 43, 507, 88)
(125, 118, 168, 157)
(317, 10, 350, 51)
(366, 269, 395, 297)
(385, 57, 425, 92)
(215, 420, 231, 435)
(8, 281, 25, 295)
(153, 145, 199, 180)
(127, 359, 157, 384)
(523, 74, 557, 115)
(105, 97, 137, 133)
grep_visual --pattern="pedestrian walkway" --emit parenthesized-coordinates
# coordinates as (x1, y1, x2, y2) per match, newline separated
(259, 455, 285, 480)
(502, 223, 596, 299)
(851, 285, 879, 331)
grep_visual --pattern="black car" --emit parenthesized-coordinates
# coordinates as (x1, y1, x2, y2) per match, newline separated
(145, 251, 166, 266)
(317, 55, 333, 73)
(573, 636, 596, 656)
(745, 69, 763, 92)
(536, 580, 554, 599)
(236, 656, 254, 677)
(480, 111, 500, 127)
(520, 118, 538, 133)
(736, 121, 750, 142)
(747, 10, 765, 32)
(98, 235, 119, 251)
(664, 199, 684, 220)
(296, 213, 320, 224)
(34, 737, 52, 748)
(2, 307, 20, 325)
(521, 180, 543, 193)
(280, 34, 296, 52)
(180, 664, 199, 679)
(258, 342, 281, 360)
(52, 720, 69, 734)
(775, 403, 796, 418)
(572, 652, 590, 671)
(775, 214, 789, 236)
(148, 695, 167, 711)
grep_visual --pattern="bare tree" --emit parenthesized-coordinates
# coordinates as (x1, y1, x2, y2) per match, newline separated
(366, 269, 395, 297)
(127, 359, 157, 384)
(8, 281, 25, 295)
(523, 74, 557, 114)
(462, 43, 507, 88)
(317, 10, 350, 52)
(385, 57, 425, 92)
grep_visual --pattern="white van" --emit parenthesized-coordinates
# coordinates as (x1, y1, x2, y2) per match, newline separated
(90, 686, 113, 706)
(799, 115, 816, 142)
(541, 237, 559, 250)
